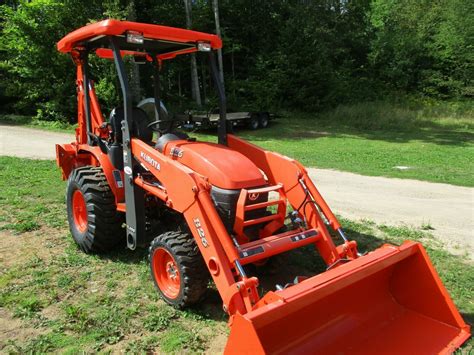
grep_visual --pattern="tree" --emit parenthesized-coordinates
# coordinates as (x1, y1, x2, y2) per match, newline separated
(1, 0, 471, 121)
(0, 0, 105, 120)
(127, 0, 142, 102)
(369, 0, 473, 97)
(212, 0, 224, 85)
(184, 0, 201, 107)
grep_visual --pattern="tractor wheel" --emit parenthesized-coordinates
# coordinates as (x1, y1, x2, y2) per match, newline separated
(149, 231, 209, 308)
(66, 166, 124, 253)
(259, 113, 269, 129)
(247, 114, 259, 130)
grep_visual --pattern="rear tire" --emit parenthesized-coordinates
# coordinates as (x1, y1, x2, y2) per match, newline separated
(247, 114, 259, 130)
(66, 166, 124, 253)
(259, 113, 269, 129)
(149, 231, 209, 308)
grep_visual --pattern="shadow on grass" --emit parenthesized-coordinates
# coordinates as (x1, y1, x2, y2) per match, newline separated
(231, 119, 474, 147)
(93, 225, 473, 334)
(96, 245, 228, 322)
(99, 245, 149, 264)
(93, 227, 378, 319)
(462, 313, 474, 327)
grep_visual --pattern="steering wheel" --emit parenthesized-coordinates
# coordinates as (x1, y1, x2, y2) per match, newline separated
(147, 119, 174, 133)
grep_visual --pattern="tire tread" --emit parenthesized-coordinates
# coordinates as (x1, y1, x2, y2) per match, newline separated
(67, 166, 124, 253)
(149, 231, 209, 308)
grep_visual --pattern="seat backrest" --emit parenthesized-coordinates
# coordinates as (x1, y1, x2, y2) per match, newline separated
(137, 97, 169, 122)
(109, 107, 153, 143)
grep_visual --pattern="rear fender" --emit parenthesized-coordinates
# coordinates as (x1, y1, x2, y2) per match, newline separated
(56, 143, 95, 179)
(77, 145, 125, 204)
(56, 143, 124, 204)
(56, 143, 78, 179)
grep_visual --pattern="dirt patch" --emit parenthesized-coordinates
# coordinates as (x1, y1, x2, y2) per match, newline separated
(0, 227, 67, 269)
(40, 303, 63, 322)
(205, 329, 228, 354)
(0, 308, 42, 350)
(0, 228, 69, 351)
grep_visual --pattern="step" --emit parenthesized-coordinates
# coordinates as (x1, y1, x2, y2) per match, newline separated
(238, 229, 320, 265)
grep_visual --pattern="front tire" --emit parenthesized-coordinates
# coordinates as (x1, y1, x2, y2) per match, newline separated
(149, 231, 209, 308)
(66, 166, 124, 253)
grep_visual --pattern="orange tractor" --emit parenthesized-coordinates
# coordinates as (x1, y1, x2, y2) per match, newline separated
(56, 20, 470, 353)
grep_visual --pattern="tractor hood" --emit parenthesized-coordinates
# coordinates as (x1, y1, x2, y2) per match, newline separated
(162, 140, 266, 190)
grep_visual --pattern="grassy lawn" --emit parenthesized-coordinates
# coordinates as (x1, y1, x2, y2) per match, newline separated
(237, 120, 473, 187)
(195, 100, 474, 187)
(0, 157, 472, 353)
(2, 99, 473, 186)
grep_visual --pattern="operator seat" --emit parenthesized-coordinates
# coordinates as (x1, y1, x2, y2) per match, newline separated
(109, 106, 153, 143)
(107, 107, 153, 170)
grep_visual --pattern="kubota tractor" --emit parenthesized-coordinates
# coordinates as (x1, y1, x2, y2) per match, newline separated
(56, 20, 470, 354)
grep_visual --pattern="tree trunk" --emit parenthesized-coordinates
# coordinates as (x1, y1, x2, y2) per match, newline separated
(184, 0, 202, 107)
(212, 0, 224, 86)
(231, 50, 235, 97)
(201, 60, 207, 103)
(127, 1, 141, 102)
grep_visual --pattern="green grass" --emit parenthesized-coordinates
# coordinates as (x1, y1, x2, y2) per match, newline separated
(250, 122, 473, 186)
(0, 156, 472, 352)
(0, 157, 67, 233)
(0, 157, 222, 353)
(0, 229, 219, 353)
(194, 100, 474, 186)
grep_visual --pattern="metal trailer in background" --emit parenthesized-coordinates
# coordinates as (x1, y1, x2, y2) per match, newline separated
(137, 99, 275, 131)
(189, 108, 275, 130)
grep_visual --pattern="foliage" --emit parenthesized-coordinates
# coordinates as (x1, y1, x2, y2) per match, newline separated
(369, 0, 474, 98)
(0, 0, 472, 120)
(1, 1, 89, 120)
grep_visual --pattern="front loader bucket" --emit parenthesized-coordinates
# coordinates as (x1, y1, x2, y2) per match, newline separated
(225, 241, 470, 354)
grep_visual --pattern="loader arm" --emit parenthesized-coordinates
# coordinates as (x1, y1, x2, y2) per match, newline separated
(131, 139, 258, 316)
(227, 134, 355, 264)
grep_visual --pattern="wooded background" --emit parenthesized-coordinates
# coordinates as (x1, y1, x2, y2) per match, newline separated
(0, 0, 472, 122)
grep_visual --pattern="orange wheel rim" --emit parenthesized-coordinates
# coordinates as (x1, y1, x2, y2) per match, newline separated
(72, 190, 87, 233)
(152, 248, 181, 299)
